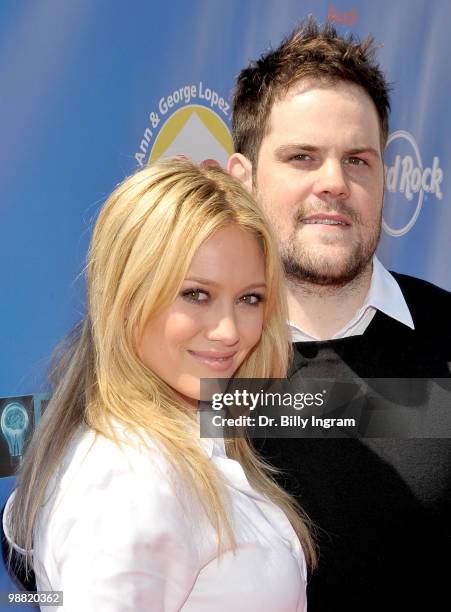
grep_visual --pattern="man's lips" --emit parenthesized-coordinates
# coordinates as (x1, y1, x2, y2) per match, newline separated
(300, 213, 351, 226)
(187, 350, 237, 372)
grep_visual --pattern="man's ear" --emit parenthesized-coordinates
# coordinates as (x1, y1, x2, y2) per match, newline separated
(227, 153, 253, 193)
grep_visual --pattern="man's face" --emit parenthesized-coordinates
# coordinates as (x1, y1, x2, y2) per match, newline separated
(254, 81, 384, 286)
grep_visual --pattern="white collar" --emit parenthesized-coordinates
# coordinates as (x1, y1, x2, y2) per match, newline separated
(288, 256, 414, 340)
(364, 256, 414, 329)
(199, 436, 226, 458)
(196, 409, 226, 458)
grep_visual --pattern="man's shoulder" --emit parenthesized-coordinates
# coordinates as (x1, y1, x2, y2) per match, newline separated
(390, 271, 451, 329)
(390, 271, 451, 302)
(391, 271, 450, 295)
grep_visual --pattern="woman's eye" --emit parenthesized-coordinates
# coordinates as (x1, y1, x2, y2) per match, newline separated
(239, 293, 264, 306)
(181, 289, 209, 303)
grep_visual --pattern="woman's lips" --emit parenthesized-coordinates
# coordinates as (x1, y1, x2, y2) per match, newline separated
(187, 350, 237, 372)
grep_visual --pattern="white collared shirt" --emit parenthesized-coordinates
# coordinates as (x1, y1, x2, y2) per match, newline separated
(289, 256, 414, 342)
(4, 425, 306, 611)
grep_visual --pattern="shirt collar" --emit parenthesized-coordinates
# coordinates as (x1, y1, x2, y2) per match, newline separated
(199, 436, 226, 458)
(196, 410, 226, 458)
(288, 256, 414, 340)
(365, 256, 414, 329)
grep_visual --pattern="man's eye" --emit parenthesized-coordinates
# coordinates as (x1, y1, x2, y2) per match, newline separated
(344, 157, 366, 166)
(291, 154, 313, 162)
(181, 289, 209, 303)
(239, 294, 264, 306)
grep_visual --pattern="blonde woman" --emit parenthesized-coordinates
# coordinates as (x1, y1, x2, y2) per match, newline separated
(3, 157, 315, 611)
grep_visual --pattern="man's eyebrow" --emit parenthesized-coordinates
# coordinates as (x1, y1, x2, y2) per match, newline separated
(345, 146, 381, 158)
(274, 144, 319, 157)
(274, 144, 381, 158)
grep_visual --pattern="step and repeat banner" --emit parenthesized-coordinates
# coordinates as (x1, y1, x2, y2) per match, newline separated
(0, 0, 449, 472)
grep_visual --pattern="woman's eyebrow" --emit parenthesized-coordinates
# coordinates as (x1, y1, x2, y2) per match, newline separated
(184, 277, 267, 290)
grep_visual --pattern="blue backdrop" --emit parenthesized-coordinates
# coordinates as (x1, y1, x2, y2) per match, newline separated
(1, 0, 450, 401)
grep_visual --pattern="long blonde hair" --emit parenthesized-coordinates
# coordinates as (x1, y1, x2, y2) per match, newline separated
(8, 157, 316, 575)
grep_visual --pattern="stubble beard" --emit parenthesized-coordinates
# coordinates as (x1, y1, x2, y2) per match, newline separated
(271, 200, 382, 288)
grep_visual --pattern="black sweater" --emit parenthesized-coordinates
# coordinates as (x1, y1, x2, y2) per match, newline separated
(256, 273, 451, 612)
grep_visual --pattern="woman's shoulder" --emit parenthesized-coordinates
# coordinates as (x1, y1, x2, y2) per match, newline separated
(2, 423, 188, 559)
(53, 423, 178, 502)
(36, 423, 201, 555)
(30, 424, 203, 599)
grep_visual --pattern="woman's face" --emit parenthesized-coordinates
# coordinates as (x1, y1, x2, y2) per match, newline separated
(139, 225, 266, 405)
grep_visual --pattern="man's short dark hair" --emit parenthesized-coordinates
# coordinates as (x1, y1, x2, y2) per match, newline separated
(231, 16, 391, 166)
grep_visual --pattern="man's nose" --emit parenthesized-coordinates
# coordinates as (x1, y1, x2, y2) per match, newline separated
(313, 159, 350, 200)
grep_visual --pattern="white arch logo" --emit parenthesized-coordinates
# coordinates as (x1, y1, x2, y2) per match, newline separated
(148, 104, 232, 166)
(383, 130, 443, 237)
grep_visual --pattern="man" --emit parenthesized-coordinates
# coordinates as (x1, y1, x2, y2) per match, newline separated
(228, 18, 451, 612)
